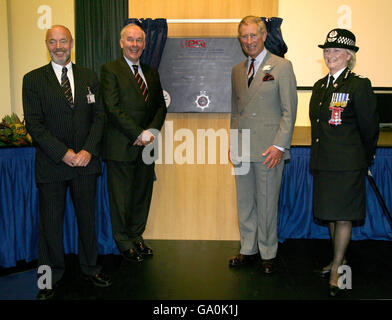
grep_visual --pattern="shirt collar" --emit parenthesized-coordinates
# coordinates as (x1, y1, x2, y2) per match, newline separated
(51, 61, 72, 72)
(248, 48, 267, 65)
(124, 55, 140, 72)
(329, 67, 346, 82)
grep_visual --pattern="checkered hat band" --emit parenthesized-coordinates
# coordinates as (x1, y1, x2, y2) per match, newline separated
(336, 36, 355, 46)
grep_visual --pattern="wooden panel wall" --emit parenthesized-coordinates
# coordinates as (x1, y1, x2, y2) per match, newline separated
(129, 0, 279, 240)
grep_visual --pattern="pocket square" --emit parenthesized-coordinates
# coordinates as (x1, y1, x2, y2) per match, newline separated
(263, 73, 274, 81)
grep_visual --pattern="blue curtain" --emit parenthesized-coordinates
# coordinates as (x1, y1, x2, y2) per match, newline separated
(1, 147, 391, 268)
(277, 148, 392, 241)
(261, 17, 288, 58)
(124, 18, 168, 68)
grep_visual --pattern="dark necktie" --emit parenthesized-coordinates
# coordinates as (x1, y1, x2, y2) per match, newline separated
(248, 58, 255, 87)
(61, 67, 74, 106)
(132, 65, 149, 102)
(327, 75, 335, 89)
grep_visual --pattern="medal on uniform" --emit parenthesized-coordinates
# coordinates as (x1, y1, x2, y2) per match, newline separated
(328, 93, 349, 126)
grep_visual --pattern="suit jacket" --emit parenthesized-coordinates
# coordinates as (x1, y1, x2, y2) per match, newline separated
(230, 51, 298, 162)
(100, 57, 167, 161)
(22, 63, 104, 184)
(309, 68, 379, 171)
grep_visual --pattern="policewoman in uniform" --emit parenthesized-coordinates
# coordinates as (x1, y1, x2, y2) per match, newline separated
(309, 29, 379, 297)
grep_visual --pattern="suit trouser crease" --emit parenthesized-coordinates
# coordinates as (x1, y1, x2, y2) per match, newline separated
(37, 175, 101, 285)
(106, 154, 154, 252)
(235, 161, 284, 260)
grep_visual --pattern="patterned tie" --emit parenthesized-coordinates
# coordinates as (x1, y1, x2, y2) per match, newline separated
(132, 65, 149, 102)
(61, 67, 74, 106)
(248, 58, 255, 87)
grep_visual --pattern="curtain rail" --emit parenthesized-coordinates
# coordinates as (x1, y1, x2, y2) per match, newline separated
(166, 19, 241, 23)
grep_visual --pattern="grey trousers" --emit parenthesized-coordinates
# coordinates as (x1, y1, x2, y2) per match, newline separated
(234, 161, 284, 260)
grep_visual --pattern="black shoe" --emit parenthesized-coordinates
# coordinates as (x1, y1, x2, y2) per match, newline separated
(261, 258, 277, 274)
(314, 267, 331, 279)
(122, 248, 144, 262)
(134, 240, 153, 256)
(329, 285, 341, 297)
(229, 254, 257, 267)
(82, 272, 112, 288)
(36, 288, 54, 300)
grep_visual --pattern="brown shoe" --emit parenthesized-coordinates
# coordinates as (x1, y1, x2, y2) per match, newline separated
(229, 253, 257, 267)
(261, 259, 276, 274)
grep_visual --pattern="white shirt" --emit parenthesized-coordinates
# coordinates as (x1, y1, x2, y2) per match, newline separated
(328, 67, 346, 86)
(248, 47, 268, 75)
(123, 56, 148, 88)
(51, 61, 74, 98)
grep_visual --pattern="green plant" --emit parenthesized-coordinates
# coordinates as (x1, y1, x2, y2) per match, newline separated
(0, 113, 32, 147)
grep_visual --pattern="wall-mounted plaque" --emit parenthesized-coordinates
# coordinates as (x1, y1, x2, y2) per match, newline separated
(159, 38, 246, 113)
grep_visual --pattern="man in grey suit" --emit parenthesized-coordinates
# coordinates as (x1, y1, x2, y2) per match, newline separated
(229, 16, 297, 273)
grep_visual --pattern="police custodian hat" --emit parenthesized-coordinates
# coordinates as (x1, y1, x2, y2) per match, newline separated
(318, 28, 359, 52)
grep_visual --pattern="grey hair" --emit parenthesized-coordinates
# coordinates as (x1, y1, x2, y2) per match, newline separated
(238, 15, 267, 37)
(346, 49, 356, 69)
(120, 23, 145, 41)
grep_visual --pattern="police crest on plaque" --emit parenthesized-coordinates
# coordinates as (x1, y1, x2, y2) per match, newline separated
(195, 91, 211, 111)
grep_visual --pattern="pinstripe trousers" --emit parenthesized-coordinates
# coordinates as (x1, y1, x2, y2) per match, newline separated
(37, 174, 101, 285)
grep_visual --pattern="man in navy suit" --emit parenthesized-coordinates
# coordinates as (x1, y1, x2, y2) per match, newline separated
(22, 25, 111, 300)
(100, 24, 167, 263)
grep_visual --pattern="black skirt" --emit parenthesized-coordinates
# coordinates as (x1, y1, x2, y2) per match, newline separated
(312, 169, 367, 222)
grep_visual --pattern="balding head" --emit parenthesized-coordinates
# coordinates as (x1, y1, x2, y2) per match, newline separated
(45, 25, 74, 66)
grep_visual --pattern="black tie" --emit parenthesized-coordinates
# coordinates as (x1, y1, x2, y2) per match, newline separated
(327, 75, 335, 89)
(132, 65, 149, 102)
(61, 67, 74, 106)
(248, 58, 255, 87)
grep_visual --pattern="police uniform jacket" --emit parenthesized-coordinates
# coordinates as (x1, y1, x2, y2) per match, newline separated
(309, 68, 379, 171)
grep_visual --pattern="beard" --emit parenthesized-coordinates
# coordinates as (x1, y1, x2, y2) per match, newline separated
(50, 49, 71, 66)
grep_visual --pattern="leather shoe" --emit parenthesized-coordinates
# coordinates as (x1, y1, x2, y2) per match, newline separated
(82, 272, 112, 288)
(134, 240, 153, 256)
(314, 267, 331, 279)
(36, 288, 54, 300)
(122, 248, 143, 262)
(261, 259, 276, 274)
(329, 284, 342, 297)
(229, 253, 256, 267)
(315, 258, 348, 279)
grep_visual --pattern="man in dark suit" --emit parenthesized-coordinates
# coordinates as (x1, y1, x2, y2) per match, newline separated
(229, 16, 297, 273)
(100, 24, 167, 262)
(22, 25, 111, 300)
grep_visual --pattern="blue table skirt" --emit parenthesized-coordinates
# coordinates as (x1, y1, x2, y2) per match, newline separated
(1, 147, 391, 268)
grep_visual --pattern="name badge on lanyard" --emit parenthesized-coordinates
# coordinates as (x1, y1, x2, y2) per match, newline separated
(329, 93, 349, 126)
(87, 86, 95, 104)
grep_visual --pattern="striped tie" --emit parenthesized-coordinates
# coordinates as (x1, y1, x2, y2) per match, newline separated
(132, 65, 149, 102)
(248, 58, 255, 87)
(61, 67, 74, 106)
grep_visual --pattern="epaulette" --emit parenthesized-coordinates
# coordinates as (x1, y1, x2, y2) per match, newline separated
(350, 72, 366, 79)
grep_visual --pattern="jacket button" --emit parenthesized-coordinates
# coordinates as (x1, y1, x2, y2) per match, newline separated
(316, 118, 320, 123)
(316, 138, 319, 142)
(319, 102, 322, 106)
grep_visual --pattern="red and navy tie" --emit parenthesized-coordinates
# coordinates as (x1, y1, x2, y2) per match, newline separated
(132, 65, 149, 102)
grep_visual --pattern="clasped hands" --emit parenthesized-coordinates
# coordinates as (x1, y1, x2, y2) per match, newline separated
(62, 149, 92, 167)
(133, 130, 155, 146)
